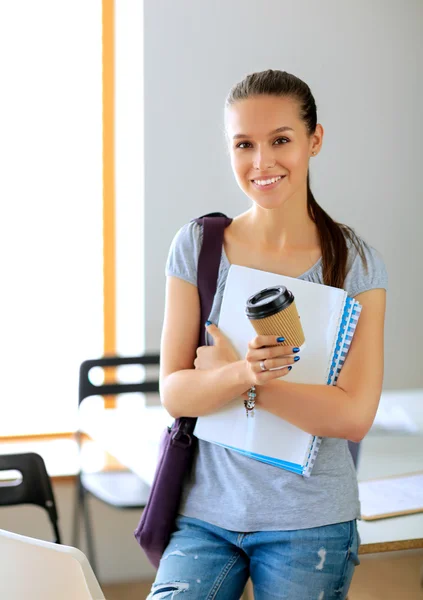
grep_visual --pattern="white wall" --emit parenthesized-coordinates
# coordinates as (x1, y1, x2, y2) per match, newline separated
(144, 0, 423, 390)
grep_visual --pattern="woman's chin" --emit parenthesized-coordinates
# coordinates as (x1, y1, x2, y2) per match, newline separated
(250, 193, 288, 210)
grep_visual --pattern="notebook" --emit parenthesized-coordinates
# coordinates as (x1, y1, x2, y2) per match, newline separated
(359, 472, 423, 520)
(194, 265, 362, 477)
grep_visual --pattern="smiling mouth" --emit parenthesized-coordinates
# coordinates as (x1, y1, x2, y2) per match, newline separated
(251, 175, 285, 187)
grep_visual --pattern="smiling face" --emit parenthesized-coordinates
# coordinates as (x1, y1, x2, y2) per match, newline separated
(225, 95, 321, 210)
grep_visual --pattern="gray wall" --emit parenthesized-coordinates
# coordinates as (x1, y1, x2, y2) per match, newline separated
(144, 0, 423, 390)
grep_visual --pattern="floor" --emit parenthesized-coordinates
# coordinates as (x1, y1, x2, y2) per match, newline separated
(102, 552, 423, 599)
(102, 580, 253, 600)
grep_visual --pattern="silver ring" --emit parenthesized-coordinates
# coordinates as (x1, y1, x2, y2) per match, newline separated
(260, 360, 267, 371)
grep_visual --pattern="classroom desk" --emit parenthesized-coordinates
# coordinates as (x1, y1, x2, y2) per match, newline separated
(80, 402, 423, 555)
(356, 434, 423, 553)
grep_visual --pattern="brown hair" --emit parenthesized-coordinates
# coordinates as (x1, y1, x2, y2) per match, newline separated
(225, 69, 367, 289)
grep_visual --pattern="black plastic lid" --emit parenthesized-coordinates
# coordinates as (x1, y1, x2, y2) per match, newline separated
(245, 286, 294, 319)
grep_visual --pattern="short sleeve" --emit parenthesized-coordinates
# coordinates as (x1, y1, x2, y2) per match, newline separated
(344, 239, 388, 298)
(164, 220, 203, 286)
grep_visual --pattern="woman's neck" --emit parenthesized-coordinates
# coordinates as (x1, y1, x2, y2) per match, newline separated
(237, 203, 320, 253)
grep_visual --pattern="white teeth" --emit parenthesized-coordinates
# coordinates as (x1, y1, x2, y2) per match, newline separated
(253, 176, 283, 186)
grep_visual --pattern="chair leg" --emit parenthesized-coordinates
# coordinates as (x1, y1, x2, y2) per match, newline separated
(72, 474, 82, 548)
(72, 475, 98, 576)
(52, 521, 61, 545)
(82, 486, 98, 577)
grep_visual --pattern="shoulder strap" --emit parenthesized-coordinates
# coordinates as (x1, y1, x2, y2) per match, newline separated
(172, 213, 232, 439)
(193, 213, 232, 346)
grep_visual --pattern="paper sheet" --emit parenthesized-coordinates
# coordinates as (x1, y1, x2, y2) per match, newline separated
(359, 472, 423, 520)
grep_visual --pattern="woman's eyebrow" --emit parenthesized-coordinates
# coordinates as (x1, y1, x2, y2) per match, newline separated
(233, 126, 294, 140)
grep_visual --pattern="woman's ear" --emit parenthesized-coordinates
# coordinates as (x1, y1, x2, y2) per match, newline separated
(312, 123, 324, 154)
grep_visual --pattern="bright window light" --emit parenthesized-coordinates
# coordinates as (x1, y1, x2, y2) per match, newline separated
(0, 1, 144, 437)
(0, 2, 103, 435)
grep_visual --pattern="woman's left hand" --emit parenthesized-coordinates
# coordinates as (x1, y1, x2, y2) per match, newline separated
(194, 322, 240, 370)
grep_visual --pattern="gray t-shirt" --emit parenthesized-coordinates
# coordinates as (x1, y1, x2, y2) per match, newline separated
(165, 220, 388, 532)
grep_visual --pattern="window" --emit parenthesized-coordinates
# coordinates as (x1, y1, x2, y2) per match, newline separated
(0, 1, 143, 436)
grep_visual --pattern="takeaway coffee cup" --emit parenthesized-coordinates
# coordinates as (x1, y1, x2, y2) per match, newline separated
(245, 286, 305, 348)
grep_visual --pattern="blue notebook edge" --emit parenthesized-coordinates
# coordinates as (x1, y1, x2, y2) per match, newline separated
(289, 295, 362, 477)
(211, 442, 305, 475)
(301, 297, 362, 476)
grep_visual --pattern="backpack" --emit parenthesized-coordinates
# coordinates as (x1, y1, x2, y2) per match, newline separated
(134, 212, 232, 567)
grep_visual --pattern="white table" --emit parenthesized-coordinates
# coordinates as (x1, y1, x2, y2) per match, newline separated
(356, 434, 423, 553)
(79, 404, 173, 486)
(357, 388, 423, 552)
(80, 392, 423, 555)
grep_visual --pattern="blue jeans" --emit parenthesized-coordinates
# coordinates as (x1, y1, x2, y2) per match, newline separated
(147, 515, 360, 599)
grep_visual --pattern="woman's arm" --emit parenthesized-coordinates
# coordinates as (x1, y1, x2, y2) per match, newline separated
(254, 288, 386, 442)
(160, 276, 295, 418)
(159, 276, 251, 418)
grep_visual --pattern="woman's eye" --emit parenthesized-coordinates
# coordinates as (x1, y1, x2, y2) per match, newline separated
(235, 137, 289, 150)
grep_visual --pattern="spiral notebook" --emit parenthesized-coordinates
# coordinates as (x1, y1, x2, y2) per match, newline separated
(194, 265, 362, 477)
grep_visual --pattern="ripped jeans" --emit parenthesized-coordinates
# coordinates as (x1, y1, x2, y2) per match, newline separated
(147, 515, 360, 599)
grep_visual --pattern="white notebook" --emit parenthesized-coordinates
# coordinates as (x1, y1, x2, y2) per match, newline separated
(194, 265, 362, 477)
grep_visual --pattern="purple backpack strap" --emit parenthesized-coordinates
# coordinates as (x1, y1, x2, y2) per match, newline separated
(133, 213, 232, 567)
(172, 213, 233, 440)
(194, 212, 233, 344)
(170, 213, 232, 445)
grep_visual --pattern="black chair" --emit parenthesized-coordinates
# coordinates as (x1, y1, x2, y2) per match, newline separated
(72, 354, 160, 575)
(0, 452, 61, 544)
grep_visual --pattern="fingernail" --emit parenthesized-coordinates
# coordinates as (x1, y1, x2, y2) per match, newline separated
(294, 356, 300, 362)
(293, 347, 300, 353)
(205, 320, 212, 326)
(276, 337, 285, 342)
(288, 366, 292, 371)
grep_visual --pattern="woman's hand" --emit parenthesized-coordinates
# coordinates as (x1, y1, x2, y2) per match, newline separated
(195, 323, 300, 390)
(243, 334, 300, 387)
(194, 322, 241, 371)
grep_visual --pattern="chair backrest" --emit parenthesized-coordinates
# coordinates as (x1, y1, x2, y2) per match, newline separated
(79, 354, 160, 406)
(0, 452, 61, 543)
(0, 528, 105, 599)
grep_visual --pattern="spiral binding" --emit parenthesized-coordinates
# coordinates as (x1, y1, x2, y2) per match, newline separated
(303, 437, 321, 477)
(327, 298, 362, 385)
(330, 301, 362, 385)
(324, 291, 348, 387)
(302, 296, 362, 477)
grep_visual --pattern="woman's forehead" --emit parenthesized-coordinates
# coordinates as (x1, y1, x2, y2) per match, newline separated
(225, 96, 301, 138)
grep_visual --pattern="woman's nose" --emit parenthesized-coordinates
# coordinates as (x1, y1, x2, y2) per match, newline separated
(253, 148, 276, 170)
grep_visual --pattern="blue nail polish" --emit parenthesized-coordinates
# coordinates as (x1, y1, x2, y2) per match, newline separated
(293, 347, 300, 353)
(205, 320, 212, 326)
(276, 337, 285, 342)
(294, 356, 300, 362)
(288, 366, 292, 371)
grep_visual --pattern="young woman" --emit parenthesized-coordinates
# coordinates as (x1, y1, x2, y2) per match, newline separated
(148, 70, 387, 600)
